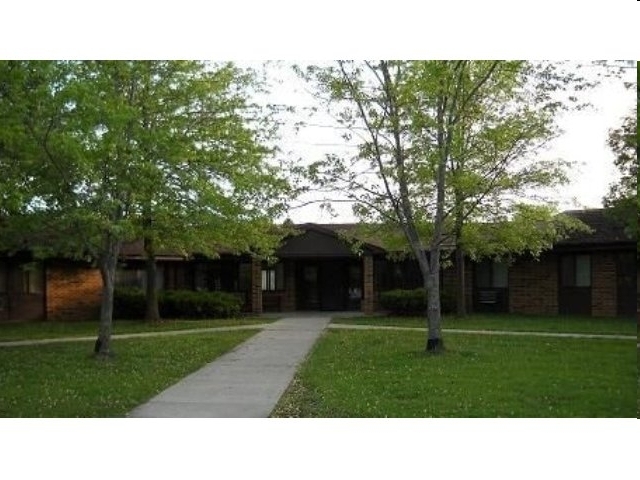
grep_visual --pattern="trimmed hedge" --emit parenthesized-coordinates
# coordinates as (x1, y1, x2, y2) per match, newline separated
(379, 288, 455, 316)
(114, 288, 243, 320)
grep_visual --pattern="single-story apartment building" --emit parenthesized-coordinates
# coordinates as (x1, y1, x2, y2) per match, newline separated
(0, 209, 637, 322)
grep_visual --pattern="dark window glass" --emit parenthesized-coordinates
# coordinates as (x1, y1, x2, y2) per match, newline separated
(22, 264, 43, 294)
(0, 262, 6, 293)
(476, 261, 492, 288)
(238, 263, 251, 291)
(476, 260, 508, 288)
(493, 262, 509, 288)
(575, 255, 591, 287)
(561, 255, 590, 287)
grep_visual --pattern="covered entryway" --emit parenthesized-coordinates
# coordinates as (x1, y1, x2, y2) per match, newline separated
(295, 259, 361, 311)
(275, 224, 383, 314)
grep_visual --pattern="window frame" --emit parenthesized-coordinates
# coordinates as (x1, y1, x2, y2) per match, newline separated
(475, 259, 509, 289)
(0, 262, 6, 294)
(560, 254, 591, 288)
(261, 263, 284, 292)
(22, 264, 44, 295)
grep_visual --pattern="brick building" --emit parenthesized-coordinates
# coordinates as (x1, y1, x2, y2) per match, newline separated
(0, 209, 637, 321)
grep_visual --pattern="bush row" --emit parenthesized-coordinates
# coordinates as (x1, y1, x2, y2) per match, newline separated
(379, 288, 455, 315)
(114, 288, 243, 320)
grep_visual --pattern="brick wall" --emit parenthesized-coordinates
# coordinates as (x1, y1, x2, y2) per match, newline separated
(591, 252, 617, 317)
(509, 254, 558, 315)
(250, 257, 262, 314)
(362, 255, 374, 314)
(46, 262, 102, 321)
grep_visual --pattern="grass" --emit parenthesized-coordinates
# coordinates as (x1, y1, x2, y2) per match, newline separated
(0, 330, 258, 417)
(638, 350, 640, 418)
(0, 317, 273, 342)
(332, 313, 637, 336)
(272, 329, 636, 417)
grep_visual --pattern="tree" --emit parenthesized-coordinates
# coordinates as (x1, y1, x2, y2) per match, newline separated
(427, 61, 590, 315)
(604, 101, 637, 246)
(300, 61, 493, 352)
(102, 61, 289, 322)
(299, 60, 589, 352)
(0, 60, 289, 356)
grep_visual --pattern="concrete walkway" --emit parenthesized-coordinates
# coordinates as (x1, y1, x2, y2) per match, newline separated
(127, 314, 331, 418)
(329, 323, 637, 341)
(0, 324, 266, 348)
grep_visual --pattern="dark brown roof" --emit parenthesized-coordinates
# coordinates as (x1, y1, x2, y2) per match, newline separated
(557, 209, 633, 246)
(119, 240, 188, 260)
(314, 223, 387, 249)
(117, 208, 633, 260)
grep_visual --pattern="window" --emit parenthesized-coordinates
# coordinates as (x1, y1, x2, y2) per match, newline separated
(238, 263, 252, 291)
(0, 262, 6, 293)
(493, 262, 509, 288)
(22, 264, 43, 294)
(476, 260, 509, 288)
(194, 263, 207, 291)
(348, 264, 362, 299)
(116, 268, 144, 288)
(262, 268, 276, 291)
(561, 254, 591, 287)
(116, 267, 164, 290)
(262, 263, 284, 291)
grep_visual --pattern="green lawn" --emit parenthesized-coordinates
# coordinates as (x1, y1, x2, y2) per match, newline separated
(0, 317, 273, 342)
(332, 313, 637, 336)
(272, 329, 636, 417)
(0, 330, 258, 417)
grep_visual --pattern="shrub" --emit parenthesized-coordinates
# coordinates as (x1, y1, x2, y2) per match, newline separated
(161, 290, 242, 319)
(113, 288, 243, 320)
(379, 288, 455, 316)
(113, 288, 146, 319)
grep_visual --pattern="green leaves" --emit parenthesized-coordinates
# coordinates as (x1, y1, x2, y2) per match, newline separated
(604, 105, 637, 243)
(301, 61, 588, 249)
(1, 61, 290, 259)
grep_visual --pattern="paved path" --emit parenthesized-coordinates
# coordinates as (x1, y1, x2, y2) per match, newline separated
(0, 325, 266, 348)
(127, 315, 331, 418)
(329, 323, 636, 341)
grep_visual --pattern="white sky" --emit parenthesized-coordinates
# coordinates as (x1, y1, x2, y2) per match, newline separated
(265, 62, 636, 223)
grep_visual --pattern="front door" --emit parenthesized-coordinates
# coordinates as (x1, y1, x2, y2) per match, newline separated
(558, 254, 592, 315)
(295, 261, 350, 311)
(319, 261, 347, 311)
(296, 263, 319, 310)
(616, 253, 637, 318)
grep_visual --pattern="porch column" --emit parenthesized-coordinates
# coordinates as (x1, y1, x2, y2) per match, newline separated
(250, 257, 263, 314)
(362, 254, 374, 314)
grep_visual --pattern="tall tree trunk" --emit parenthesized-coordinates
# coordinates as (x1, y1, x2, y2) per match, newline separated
(144, 236, 161, 322)
(455, 243, 467, 317)
(95, 234, 121, 358)
(425, 249, 444, 353)
(424, 87, 449, 354)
